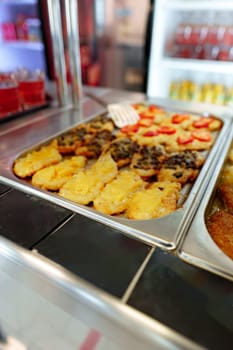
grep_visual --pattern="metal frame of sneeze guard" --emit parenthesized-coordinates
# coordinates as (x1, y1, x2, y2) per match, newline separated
(47, 0, 69, 107)
(0, 235, 203, 350)
(64, 0, 83, 111)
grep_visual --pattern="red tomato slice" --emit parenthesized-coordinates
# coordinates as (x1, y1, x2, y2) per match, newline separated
(143, 130, 159, 137)
(148, 105, 163, 113)
(172, 114, 190, 124)
(121, 124, 139, 134)
(132, 103, 142, 110)
(193, 117, 214, 128)
(157, 126, 176, 135)
(177, 135, 194, 145)
(139, 111, 155, 119)
(138, 118, 154, 127)
(192, 130, 212, 142)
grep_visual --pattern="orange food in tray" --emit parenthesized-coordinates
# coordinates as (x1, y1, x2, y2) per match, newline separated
(207, 145, 233, 260)
(13, 103, 222, 220)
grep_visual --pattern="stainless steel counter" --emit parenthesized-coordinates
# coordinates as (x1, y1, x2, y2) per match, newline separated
(0, 89, 233, 349)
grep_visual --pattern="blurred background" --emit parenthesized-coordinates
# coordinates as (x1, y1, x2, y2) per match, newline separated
(0, 0, 151, 92)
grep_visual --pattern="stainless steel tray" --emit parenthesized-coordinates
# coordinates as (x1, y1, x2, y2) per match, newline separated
(178, 123, 233, 281)
(0, 101, 232, 249)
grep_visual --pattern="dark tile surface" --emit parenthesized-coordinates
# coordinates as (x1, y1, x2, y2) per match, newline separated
(128, 249, 233, 350)
(35, 214, 151, 297)
(0, 183, 10, 195)
(0, 190, 71, 248)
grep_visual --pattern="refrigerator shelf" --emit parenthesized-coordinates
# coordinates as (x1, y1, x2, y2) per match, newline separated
(1, 41, 44, 51)
(162, 58, 233, 74)
(164, 0, 233, 11)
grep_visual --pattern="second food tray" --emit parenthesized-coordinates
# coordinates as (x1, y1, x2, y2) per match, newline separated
(179, 122, 233, 281)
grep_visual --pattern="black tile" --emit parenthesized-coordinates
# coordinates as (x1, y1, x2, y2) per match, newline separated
(128, 249, 233, 350)
(0, 183, 10, 195)
(35, 214, 150, 297)
(0, 190, 71, 248)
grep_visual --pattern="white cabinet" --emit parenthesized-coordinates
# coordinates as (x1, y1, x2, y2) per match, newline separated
(147, 0, 233, 105)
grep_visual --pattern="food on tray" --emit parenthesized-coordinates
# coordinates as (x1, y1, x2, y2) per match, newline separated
(13, 103, 223, 220)
(85, 115, 114, 133)
(131, 145, 166, 178)
(13, 142, 61, 178)
(206, 210, 233, 260)
(206, 145, 233, 260)
(191, 116, 222, 131)
(220, 145, 233, 184)
(228, 148, 233, 162)
(94, 171, 145, 215)
(56, 127, 92, 154)
(56, 116, 114, 155)
(31, 156, 86, 190)
(59, 153, 118, 205)
(75, 130, 115, 158)
(157, 150, 205, 185)
(222, 165, 233, 185)
(130, 126, 214, 152)
(105, 138, 139, 168)
(126, 181, 181, 220)
(157, 167, 198, 185)
(219, 183, 233, 215)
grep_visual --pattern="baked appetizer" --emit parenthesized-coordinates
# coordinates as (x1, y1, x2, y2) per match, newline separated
(222, 165, 233, 185)
(59, 153, 118, 205)
(131, 145, 167, 178)
(105, 138, 139, 168)
(75, 130, 115, 158)
(32, 156, 86, 191)
(218, 183, 233, 215)
(157, 150, 204, 185)
(190, 116, 222, 131)
(126, 181, 181, 220)
(94, 170, 145, 215)
(56, 127, 92, 154)
(207, 210, 233, 260)
(14, 142, 62, 178)
(85, 115, 114, 133)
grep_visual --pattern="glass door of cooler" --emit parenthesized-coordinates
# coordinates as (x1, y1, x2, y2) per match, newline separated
(0, 0, 53, 121)
(0, 0, 47, 74)
(148, 0, 233, 107)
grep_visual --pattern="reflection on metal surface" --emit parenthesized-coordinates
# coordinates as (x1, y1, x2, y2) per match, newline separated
(47, 0, 69, 106)
(64, 0, 83, 112)
(179, 124, 233, 282)
(0, 236, 203, 350)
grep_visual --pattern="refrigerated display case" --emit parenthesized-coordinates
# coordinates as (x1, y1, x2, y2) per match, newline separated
(147, 0, 233, 105)
(0, 0, 64, 121)
(0, 0, 47, 74)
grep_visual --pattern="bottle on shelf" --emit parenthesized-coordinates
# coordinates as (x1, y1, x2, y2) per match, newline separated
(168, 79, 233, 106)
(15, 14, 28, 41)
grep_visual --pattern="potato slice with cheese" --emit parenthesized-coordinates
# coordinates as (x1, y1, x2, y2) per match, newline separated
(94, 170, 145, 215)
(59, 153, 118, 205)
(126, 181, 181, 220)
(14, 143, 62, 178)
(32, 156, 86, 190)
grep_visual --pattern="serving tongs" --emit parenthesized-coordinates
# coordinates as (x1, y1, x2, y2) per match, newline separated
(85, 92, 139, 128)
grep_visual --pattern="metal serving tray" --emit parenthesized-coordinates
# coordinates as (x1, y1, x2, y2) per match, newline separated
(178, 123, 233, 281)
(0, 101, 232, 250)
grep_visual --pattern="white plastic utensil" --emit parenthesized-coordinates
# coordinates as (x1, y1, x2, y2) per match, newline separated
(85, 92, 139, 128)
(107, 103, 139, 128)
